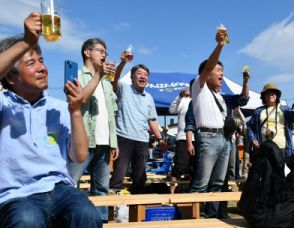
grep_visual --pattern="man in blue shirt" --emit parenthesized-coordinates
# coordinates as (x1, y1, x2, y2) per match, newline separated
(110, 62, 167, 194)
(0, 12, 100, 227)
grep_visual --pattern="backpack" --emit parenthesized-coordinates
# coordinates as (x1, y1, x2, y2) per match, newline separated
(239, 140, 294, 228)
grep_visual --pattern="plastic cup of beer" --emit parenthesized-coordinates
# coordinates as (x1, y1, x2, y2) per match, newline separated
(41, 0, 61, 42)
(126, 44, 133, 61)
(105, 61, 116, 82)
(217, 23, 230, 44)
(242, 65, 251, 78)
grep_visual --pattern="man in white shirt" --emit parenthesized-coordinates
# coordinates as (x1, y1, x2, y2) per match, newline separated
(191, 29, 250, 218)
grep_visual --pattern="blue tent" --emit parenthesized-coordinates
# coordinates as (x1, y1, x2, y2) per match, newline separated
(145, 72, 195, 109)
(120, 71, 265, 115)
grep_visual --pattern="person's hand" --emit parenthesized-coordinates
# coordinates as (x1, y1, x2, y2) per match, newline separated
(158, 139, 167, 152)
(216, 29, 226, 46)
(243, 70, 250, 81)
(23, 12, 42, 47)
(111, 148, 119, 161)
(102, 61, 116, 76)
(187, 142, 195, 156)
(265, 129, 275, 140)
(252, 139, 260, 151)
(120, 51, 128, 64)
(65, 79, 83, 113)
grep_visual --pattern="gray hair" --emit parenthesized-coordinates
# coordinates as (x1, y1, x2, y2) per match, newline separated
(0, 34, 42, 90)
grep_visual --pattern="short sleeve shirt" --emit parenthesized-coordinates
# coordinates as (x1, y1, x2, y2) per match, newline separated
(116, 82, 158, 142)
(0, 91, 74, 204)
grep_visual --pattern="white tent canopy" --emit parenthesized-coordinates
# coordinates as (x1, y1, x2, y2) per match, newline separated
(223, 77, 287, 109)
(223, 77, 262, 110)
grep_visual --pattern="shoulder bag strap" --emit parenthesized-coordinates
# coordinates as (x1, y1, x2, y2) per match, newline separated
(210, 90, 224, 113)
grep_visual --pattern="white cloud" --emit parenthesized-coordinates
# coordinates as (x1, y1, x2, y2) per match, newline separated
(0, 1, 34, 28)
(113, 22, 130, 30)
(0, 0, 85, 53)
(137, 47, 153, 55)
(268, 73, 294, 83)
(239, 13, 294, 70)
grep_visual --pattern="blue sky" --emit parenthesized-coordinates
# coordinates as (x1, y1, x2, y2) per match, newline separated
(1, 0, 294, 107)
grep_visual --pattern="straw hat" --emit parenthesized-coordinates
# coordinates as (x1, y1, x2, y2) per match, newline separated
(260, 82, 281, 99)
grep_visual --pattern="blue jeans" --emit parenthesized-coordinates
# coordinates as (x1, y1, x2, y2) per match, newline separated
(0, 182, 101, 228)
(110, 136, 147, 194)
(67, 146, 110, 222)
(190, 131, 230, 217)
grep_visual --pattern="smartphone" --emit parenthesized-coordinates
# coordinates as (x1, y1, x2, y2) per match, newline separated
(64, 60, 78, 94)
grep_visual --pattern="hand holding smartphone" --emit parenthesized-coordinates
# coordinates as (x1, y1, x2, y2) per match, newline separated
(64, 60, 78, 94)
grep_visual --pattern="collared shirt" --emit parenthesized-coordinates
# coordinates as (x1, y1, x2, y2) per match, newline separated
(78, 66, 118, 148)
(116, 81, 158, 142)
(0, 91, 74, 204)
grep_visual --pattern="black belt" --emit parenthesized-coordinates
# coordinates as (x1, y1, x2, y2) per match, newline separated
(198, 127, 223, 133)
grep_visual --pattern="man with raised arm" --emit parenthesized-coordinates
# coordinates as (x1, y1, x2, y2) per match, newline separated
(190, 28, 250, 218)
(0, 12, 100, 227)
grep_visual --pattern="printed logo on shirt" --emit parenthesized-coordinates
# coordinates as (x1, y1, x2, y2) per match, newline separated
(44, 132, 57, 145)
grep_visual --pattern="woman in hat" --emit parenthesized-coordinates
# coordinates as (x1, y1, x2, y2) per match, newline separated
(247, 82, 294, 168)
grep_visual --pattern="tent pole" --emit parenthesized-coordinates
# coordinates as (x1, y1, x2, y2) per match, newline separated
(164, 115, 167, 140)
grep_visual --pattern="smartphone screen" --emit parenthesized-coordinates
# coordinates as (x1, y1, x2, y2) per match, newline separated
(64, 60, 78, 94)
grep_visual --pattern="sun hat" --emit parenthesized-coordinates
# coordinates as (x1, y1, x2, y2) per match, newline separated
(260, 82, 281, 99)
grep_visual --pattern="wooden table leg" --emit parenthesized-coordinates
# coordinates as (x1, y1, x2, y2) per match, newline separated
(192, 202, 200, 219)
(129, 205, 146, 222)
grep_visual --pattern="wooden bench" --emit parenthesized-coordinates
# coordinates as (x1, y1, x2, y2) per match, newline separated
(89, 191, 242, 222)
(89, 194, 170, 222)
(169, 192, 242, 219)
(104, 218, 233, 227)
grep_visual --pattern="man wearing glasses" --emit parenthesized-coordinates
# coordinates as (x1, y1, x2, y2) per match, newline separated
(68, 38, 119, 223)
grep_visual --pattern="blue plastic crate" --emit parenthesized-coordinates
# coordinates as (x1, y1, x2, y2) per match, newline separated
(145, 206, 178, 221)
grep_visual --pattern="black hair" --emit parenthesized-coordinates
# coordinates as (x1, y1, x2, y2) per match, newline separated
(130, 64, 150, 79)
(261, 91, 281, 105)
(198, 59, 223, 75)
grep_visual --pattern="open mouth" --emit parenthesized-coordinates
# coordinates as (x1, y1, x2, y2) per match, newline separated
(139, 79, 146, 84)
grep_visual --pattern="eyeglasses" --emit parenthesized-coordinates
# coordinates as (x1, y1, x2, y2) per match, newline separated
(90, 48, 108, 57)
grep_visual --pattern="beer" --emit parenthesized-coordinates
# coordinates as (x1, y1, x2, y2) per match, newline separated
(126, 44, 133, 62)
(105, 61, 116, 82)
(106, 73, 115, 82)
(42, 14, 61, 42)
(218, 24, 230, 44)
(126, 53, 133, 61)
(242, 65, 251, 78)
